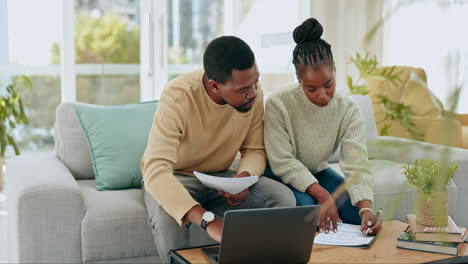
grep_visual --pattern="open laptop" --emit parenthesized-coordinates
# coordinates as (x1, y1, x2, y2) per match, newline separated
(202, 205, 320, 264)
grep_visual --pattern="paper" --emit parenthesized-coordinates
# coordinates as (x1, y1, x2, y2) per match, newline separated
(314, 222, 375, 247)
(193, 171, 259, 194)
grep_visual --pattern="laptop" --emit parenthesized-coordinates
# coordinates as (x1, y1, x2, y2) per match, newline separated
(202, 205, 320, 264)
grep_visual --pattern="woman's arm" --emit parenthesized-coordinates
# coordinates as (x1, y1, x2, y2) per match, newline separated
(339, 100, 374, 206)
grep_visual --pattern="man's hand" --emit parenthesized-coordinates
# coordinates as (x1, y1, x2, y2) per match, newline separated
(206, 218, 223, 242)
(182, 205, 223, 242)
(218, 171, 251, 206)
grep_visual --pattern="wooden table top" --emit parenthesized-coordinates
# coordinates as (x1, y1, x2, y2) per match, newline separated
(172, 220, 467, 263)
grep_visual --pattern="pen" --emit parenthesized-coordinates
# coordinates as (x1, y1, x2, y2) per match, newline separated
(365, 208, 382, 235)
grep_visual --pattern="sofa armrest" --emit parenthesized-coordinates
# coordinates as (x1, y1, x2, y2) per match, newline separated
(6, 152, 84, 263)
(367, 136, 468, 164)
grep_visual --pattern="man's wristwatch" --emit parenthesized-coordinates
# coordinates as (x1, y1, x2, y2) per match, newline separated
(200, 211, 215, 231)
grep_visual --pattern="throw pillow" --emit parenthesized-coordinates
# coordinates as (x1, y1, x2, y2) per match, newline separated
(401, 70, 444, 118)
(74, 101, 158, 190)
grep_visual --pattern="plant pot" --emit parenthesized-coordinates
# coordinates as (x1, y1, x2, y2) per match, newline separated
(416, 189, 448, 227)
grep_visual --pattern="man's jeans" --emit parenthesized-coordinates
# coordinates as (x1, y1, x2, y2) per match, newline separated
(143, 170, 296, 263)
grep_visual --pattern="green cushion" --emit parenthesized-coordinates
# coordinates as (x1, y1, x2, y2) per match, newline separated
(74, 101, 158, 190)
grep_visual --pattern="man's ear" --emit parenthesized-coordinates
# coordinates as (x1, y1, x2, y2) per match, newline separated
(209, 79, 221, 95)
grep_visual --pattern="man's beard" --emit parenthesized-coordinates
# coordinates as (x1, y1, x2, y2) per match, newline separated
(234, 99, 255, 113)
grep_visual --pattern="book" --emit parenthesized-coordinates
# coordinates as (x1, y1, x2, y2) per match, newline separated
(397, 225, 467, 256)
(407, 214, 463, 242)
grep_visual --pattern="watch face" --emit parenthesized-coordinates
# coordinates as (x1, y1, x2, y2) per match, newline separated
(203, 211, 215, 222)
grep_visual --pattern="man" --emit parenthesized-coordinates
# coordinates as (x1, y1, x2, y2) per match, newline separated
(141, 36, 295, 262)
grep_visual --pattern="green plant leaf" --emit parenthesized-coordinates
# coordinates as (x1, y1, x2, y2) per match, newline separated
(347, 76, 353, 90)
(0, 76, 32, 156)
(350, 52, 379, 79)
(402, 159, 458, 196)
(377, 94, 424, 141)
(6, 134, 20, 156)
(380, 124, 391, 136)
(349, 85, 369, 95)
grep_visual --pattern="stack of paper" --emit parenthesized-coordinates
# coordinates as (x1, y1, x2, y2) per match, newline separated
(314, 222, 376, 248)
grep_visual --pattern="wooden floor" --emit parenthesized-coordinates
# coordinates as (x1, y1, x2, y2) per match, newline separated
(0, 191, 7, 263)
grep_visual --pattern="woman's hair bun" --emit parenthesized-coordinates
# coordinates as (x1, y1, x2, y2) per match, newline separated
(293, 18, 323, 44)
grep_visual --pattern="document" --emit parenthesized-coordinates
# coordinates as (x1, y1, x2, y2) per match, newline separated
(314, 222, 376, 248)
(193, 171, 259, 194)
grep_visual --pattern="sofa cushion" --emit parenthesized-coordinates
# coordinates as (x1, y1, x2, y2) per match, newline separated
(328, 159, 457, 222)
(74, 101, 158, 190)
(401, 70, 443, 118)
(55, 102, 96, 179)
(78, 180, 158, 262)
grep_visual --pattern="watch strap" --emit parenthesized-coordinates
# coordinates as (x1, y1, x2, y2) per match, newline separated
(201, 219, 209, 231)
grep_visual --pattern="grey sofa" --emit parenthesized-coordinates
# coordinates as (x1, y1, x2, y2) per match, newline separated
(6, 95, 468, 263)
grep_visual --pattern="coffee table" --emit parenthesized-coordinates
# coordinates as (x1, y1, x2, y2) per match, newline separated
(169, 220, 467, 263)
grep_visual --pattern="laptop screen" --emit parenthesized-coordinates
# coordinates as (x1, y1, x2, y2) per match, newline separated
(214, 206, 320, 263)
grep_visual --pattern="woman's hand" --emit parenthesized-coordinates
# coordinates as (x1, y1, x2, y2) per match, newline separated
(307, 183, 341, 233)
(317, 194, 341, 233)
(359, 208, 383, 236)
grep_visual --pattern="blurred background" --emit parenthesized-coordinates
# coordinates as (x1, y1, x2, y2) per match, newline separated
(0, 0, 466, 156)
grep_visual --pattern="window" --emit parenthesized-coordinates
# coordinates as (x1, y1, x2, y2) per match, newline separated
(383, 1, 468, 113)
(238, 0, 305, 97)
(167, 0, 224, 79)
(1, 0, 62, 155)
(0, 0, 314, 156)
(74, 0, 141, 105)
(165, 0, 307, 94)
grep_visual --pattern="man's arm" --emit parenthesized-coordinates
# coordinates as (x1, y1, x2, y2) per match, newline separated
(143, 97, 224, 240)
(142, 98, 199, 227)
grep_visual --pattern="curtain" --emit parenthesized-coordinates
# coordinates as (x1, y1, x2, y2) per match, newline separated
(308, 0, 385, 94)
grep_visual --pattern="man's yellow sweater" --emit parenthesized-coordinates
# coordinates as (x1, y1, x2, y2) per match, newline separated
(141, 69, 266, 226)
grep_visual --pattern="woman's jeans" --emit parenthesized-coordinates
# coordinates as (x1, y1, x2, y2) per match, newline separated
(264, 167, 361, 225)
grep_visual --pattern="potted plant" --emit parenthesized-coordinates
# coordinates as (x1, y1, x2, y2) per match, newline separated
(0, 76, 31, 190)
(403, 159, 458, 226)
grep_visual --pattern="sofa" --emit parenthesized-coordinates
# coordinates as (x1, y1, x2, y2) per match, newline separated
(6, 95, 468, 263)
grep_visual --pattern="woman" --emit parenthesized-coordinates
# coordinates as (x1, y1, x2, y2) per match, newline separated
(264, 17, 382, 236)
